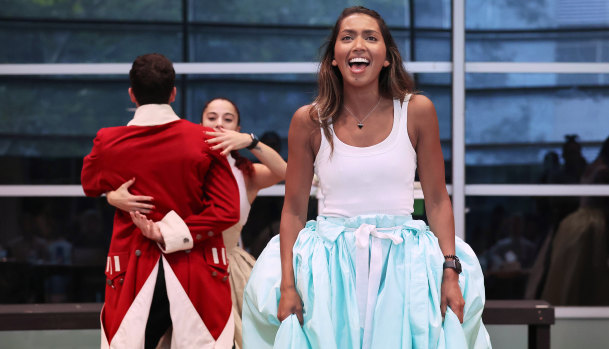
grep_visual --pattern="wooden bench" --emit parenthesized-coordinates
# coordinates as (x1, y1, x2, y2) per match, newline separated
(483, 300, 554, 349)
(0, 300, 554, 348)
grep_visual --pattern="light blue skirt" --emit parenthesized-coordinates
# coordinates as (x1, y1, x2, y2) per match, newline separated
(243, 215, 491, 348)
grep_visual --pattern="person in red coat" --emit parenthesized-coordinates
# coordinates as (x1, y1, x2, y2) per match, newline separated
(81, 53, 240, 349)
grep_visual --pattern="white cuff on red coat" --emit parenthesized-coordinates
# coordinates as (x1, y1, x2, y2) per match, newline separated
(156, 210, 193, 254)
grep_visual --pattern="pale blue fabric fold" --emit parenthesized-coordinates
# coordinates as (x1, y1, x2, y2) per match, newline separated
(243, 215, 492, 348)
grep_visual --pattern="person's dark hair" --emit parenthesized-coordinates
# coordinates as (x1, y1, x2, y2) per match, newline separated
(129, 53, 175, 105)
(311, 6, 415, 149)
(201, 97, 254, 178)
(563, 134, 581, 154)
(261, 131, 282, 153)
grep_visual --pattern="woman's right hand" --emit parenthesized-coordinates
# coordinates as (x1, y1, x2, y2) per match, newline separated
(106, 178, 154, 213)
(277, 285, 304, 325)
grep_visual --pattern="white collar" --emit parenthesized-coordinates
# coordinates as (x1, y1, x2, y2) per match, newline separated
(127, 104, 180, 126)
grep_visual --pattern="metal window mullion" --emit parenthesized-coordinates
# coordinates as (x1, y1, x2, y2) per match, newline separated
(452, 0, 466, 240)
(6, 184, 609, 198)
(0, 184, 314, 197)
(465, 184, 609, 196)
(466, 62, 609, 73)
(0, 62, 452, 75)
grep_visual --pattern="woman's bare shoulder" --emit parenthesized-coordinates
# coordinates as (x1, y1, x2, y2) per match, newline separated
(408, 94, 436, 115)
(289, 104, 322, 155)
(291, 104, 319, 128)
(408, 94, 438, 127)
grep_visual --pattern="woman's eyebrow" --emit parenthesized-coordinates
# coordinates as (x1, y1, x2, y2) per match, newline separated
(340, 29, 380, 35)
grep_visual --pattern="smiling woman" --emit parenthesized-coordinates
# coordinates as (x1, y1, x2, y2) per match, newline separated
(242, 6, 491, 349)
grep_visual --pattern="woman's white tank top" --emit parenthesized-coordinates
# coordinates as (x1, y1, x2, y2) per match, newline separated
(314, 96, 417, 217)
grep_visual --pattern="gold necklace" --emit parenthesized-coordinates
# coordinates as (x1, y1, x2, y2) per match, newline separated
(343, 96, 382, 129)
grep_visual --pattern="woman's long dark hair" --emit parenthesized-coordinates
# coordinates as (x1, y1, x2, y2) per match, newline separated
(202, 97, 254, 178)
(310, 6, 416, 149)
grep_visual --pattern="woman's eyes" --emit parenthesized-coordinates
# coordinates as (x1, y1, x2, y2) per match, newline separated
(340, 35, 378, 41)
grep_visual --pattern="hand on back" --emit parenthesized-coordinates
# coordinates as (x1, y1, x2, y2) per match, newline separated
(106, 178, 154, 214)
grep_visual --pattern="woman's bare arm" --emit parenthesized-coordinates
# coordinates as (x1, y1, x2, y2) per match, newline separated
(409, 94, 464, 322)
(277, 105, 319, 324)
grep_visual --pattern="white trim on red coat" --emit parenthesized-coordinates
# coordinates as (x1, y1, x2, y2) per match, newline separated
(100, 256, 234, 349)
(162, 256, 235, 348)
(156, 210, 193, 253)
(101, 261, 159, 348)
(127, 104, 180, 127)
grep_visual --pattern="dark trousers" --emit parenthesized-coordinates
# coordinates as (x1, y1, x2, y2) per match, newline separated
(145, 260, 172, 349)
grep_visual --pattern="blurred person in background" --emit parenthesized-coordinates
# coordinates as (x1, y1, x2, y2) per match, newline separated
(541, 136, 609, 305)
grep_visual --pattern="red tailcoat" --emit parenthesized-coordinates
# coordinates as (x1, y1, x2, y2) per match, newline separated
(81, 111, 239, 348)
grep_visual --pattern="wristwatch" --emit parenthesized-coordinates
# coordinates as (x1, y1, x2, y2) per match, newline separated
(246, 133, 259, 150)
(443, 255, 462, 274)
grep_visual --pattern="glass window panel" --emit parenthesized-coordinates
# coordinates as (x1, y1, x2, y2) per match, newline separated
(0, 196, 113, 303)
(191, 0, 411, 27)
(415, 77, 452, 173)
(413, 32, 451, 61)
(415, 0, 452, 29)
(190, 26, 411, 62)
(466, 195, 609, 305)
(465, 0, 609, 62)
(0, 76, 185, 184)
(466, 29, 609, 62)
(0, 77, 136, 137)
(0, 0, 181, 21)
(0, 22, 182, 63)
(0, 194, 319, 304)
(466, 0, 609, 29)
(465, 74, 609, 183)
(190, 26, 329, 62)
(0, 157, 83, 185)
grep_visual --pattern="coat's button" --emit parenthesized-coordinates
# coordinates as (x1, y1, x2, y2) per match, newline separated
(118, 278, 124, 285)
(211, 271, 218, 277)
(106, 279, 113, 286)
(135, 249, 142, 257)
(196, 234, 203, 240)
(222, 275, 228, 282)
(185, 249, 191, 254)
(207, 231, 214, 237)
(183, 237, 190, 244)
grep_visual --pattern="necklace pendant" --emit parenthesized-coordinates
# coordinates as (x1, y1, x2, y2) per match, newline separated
(357, 123, 364, 129)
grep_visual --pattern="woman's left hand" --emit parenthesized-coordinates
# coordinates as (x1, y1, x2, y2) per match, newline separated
(441, 270, 464, 323)
(206, 128, 253, 156)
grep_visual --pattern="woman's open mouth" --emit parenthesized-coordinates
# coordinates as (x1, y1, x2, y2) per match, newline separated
(348, 57, 370, 73)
